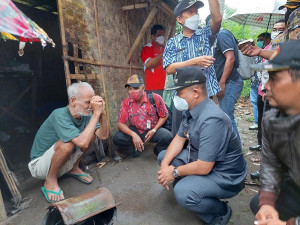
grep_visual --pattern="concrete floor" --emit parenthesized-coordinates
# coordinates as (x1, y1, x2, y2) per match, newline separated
(1, 140, 257, 225)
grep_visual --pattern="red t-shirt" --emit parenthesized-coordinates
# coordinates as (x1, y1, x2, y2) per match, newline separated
(141, 41, 166, 91)
(118, 92, 168, 134)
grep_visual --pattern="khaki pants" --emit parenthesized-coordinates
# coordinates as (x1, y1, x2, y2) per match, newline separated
(28, 144, 82, 179)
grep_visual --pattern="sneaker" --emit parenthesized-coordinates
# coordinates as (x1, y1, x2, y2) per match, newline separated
(250, 171, 260, 181)
(249, 123, 258, 130)
(249, 145, 261, 151)
(209, 202, 232, 225)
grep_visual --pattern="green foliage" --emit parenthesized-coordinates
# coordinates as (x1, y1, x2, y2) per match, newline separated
(241, 79, 251, 98)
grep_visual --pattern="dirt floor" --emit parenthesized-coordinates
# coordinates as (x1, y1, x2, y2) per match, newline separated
(1, 97, 262, 225)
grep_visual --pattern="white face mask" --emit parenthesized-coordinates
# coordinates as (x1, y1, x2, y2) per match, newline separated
(184, 14, 199, 31)
(271, 31, 281, 40)
(156, 36, 165, 45)
(173, 91, 195, 111)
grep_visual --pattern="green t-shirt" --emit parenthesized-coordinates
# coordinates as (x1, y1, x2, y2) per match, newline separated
(30, 106, 100, 160)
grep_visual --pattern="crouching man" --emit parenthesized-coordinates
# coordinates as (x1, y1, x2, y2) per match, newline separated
(157, 66, 247, 225)
(113, 75, 172, 157)
(250, 40, 300, 225)
(28, 82, 108, 202)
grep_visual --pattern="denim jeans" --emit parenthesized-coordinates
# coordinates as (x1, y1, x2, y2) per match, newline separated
(250, 83, 259, 124)
(218, 76, 243, 141)
(113, 126, 173, 155)
(158, 150, 240, 224)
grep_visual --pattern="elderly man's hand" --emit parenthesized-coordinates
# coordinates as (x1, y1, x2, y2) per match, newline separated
(157, 165, 175, 190)
(91, 96, 105, 115)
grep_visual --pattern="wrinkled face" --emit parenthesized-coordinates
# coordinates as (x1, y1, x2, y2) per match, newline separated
(177, 5, 199, 24)
(265, 70, 300, 110)
(74, 88, 94, 116)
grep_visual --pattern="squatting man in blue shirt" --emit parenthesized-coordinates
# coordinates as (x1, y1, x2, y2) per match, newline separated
(28, 82, 108, 203)
(157, 66, 247, 225)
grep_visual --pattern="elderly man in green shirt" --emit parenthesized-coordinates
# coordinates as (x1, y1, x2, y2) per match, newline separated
(28, 82, 108, 202)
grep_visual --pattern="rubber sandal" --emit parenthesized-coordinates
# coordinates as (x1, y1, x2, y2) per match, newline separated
(68, 173, 92, 184)
(41, 186, 63, 203)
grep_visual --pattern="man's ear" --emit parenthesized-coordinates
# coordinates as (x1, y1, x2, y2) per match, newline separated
(69, 97, 76, 106)
(176, 16, 184, 25)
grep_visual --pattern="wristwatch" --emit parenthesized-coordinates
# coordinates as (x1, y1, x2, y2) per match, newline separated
(173, 167, 179, 179)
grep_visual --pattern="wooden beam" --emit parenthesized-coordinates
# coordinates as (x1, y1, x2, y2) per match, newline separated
(161, 2, 174, 17)
(57, 0, 71, 87)
(64, 56, 143, 70)
(69, 74, 96, 80)
(121, 3, 149, 11)
(126, 5, 159, 63)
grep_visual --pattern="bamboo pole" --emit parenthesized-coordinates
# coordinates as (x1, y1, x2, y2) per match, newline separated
(57, 0, 71, 87)
(64, 56, 143, 70)
(126, 5, 159, 63)
(0, 189, 7, 223)
(121, 3, 149, 11)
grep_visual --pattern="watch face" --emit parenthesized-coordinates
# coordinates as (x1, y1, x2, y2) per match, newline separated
(173, 168, 179, 178)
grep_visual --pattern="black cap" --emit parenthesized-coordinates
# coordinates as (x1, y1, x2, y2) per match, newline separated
(174, 0, 204, 17)
(125, 75, 144, 88)
(165, 66, 206, 91)
(250, 40, 300, 72)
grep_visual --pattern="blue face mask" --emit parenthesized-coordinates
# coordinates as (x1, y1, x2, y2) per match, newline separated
(257, 41, 264, 48)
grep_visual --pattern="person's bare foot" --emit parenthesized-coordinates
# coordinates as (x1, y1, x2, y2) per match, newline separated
(68, 166, 93, 183)
(44, 178, 64, 202)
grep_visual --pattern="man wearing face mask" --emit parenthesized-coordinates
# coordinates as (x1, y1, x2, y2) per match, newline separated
(113, 75, 172, 157)
(141, 24, 166, 96)
(248, 33, 271, 138)
(157, 66, 247, 225)
(163, 0, 222, 136)
(240, 0, 300, 59)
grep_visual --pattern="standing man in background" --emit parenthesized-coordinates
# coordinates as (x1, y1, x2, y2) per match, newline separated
(141, 24, 166, 96)
(163, 0, 222, 136)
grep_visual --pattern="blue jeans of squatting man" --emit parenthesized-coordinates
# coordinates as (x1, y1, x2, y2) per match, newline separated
(218, 76, 243, 142)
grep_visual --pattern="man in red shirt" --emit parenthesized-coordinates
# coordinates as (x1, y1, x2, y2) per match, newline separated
(141, 24, 166, 96)
(113, 75, 172, 157)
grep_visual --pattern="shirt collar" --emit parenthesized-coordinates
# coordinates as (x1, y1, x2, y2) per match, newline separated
(188, 97, 210, 119)
(178, 28, 201, 41)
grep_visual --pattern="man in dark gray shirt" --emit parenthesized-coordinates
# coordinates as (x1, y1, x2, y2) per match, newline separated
(157, 66, 247, 225)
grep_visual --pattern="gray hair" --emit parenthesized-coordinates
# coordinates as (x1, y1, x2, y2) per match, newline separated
(67, 82, 94, 100)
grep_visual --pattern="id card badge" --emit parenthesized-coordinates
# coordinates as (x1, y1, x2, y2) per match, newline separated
(146, 120, 151, 129)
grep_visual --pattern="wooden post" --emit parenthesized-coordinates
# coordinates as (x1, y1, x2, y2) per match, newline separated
(57, 0, 71, 87)
(0, 189, 7, 223)
(126, 5, 159, 63)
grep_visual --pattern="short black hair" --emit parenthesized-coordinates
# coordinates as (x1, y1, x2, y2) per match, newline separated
(258, 32, 271, 39)
(274, 19, 285, 25)
(151, 24, 165, 35)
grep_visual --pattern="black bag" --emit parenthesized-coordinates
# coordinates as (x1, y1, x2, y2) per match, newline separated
(147, 92, 172, 132)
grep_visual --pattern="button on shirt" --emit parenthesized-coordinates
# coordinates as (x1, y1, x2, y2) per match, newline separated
(118, 93, 168, 134)
(141, 41, 166, 90)
(177, 98, 247, 191)
(163, 25, 221, 97)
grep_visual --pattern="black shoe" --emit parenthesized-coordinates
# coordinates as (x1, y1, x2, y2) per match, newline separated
(132, 149, 141, 158)
(249, 145, 261, 151)
(250, 171, 260, 181)
(209, 202, 232, 225)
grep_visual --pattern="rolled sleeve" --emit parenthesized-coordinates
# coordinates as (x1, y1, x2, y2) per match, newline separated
(118, 99, 129, 124)
(163, 38, 177, 70)
(197, 117, 231, 162)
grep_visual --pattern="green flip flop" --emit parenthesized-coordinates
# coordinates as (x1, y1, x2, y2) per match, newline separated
(41, 186, 63, 203)
(68, 173, 92, 184)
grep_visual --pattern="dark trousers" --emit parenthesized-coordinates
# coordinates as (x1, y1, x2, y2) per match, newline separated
(113, 126, 173, 155)
(257, 95, 271, 145)
(250, 176, 300, 221)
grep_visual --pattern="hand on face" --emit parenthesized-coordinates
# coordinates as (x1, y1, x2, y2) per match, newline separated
(90, 96, 105, 115)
